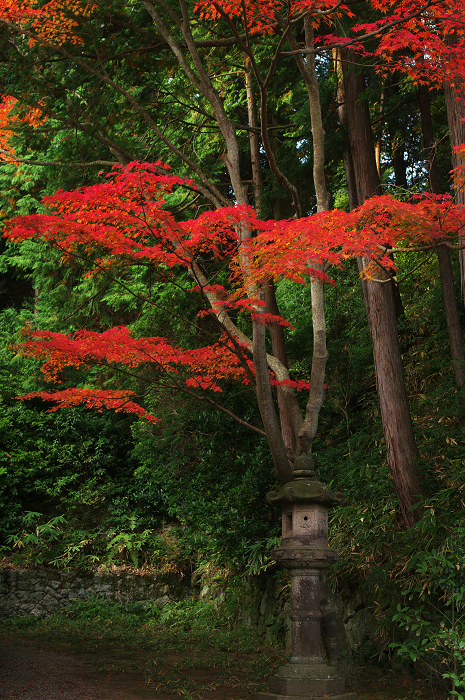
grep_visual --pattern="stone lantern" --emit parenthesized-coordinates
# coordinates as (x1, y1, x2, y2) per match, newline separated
(257, 457, 358, 700)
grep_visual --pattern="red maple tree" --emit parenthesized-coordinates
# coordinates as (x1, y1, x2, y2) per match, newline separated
(4, 163, 463, 478)
(2, 0, 464, 526)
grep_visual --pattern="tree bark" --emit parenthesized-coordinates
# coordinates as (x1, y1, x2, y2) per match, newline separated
(333, 48, 358, 211)
(342, 55, 424, 527)
(245, 55, 263, 217)
(265, 282, 303, 457)
(245, 52, 304, 458)
(443, 34, 465, 300)
(364, 271, 423, 526)
(418, 84, 465, 389)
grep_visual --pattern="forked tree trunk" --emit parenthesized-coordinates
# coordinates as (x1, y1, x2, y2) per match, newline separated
(342, 54, 424, 528)
(284, 18, 331, 460)
(245, 53, 304, 458)
(265, 282, 303, 457)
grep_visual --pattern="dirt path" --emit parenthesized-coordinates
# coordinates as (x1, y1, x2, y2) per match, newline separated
(0, 633, 446, 700)
(0, 635, 153, 700)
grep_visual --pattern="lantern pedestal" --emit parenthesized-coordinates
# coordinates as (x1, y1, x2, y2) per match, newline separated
(257, 464, 357, 700)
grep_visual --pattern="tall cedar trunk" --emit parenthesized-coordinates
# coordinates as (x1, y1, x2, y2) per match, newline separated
(245, 55, 263, 216)
(443, 35, 465, 300)
(375, 83, 385, 178)
(333, 49, 358, 209)
(342, 54, 423, 527)
(418, 84, 465, 389)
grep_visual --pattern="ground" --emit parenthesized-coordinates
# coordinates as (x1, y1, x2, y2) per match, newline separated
(0, 632, 449, 700)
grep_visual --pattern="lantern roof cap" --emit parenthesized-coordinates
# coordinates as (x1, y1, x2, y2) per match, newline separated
(267, 477, 344, 508)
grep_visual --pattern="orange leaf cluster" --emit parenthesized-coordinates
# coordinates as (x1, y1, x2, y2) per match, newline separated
(195, 0, 353, 33)
(0, 0, 94, 47)
(0, 97, 18, 163)
(0, 95, 48, 163)
(350, 0, 465, 87)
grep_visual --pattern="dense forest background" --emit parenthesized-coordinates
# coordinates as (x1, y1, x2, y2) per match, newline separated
(0, 0, 464, 689)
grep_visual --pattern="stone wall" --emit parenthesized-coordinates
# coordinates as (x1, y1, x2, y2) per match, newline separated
(0, 569, 191, 618)
(0, 568, 378, 662)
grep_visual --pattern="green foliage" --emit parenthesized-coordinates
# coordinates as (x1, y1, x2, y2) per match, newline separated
(132, 398, 279, 571)
(390, 536, 465, 697)
(3, 594, 267, 653)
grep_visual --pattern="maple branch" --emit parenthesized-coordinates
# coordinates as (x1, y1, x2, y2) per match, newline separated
(280, 0, 440, 55)
(177, 385, 267, 436)
(57, 345, 267, 436)
(3, 89, 141, 166)
(168, 192, 201, 214)
(112, 360, 268, 437)
(367, 248, 436, 284)
(47, 243, 222, 347)
(141, 0, 248, 206)
(381, 241, 465, 253)
(259, 21, 302, 218)
(52, 91, 138, 163)
(104, 15, 252, 47)
(253, 312, 293, 482)
(188, 261, 296, 385)
(213, 3, 301, 217)
(278, 14, 330, 212)
(0, 150, 116, 168)
(315, 0, 345, 16)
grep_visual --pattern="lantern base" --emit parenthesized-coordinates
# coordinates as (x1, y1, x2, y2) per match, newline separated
(256, 661, 358, 700)
(256, 694, 358, 700)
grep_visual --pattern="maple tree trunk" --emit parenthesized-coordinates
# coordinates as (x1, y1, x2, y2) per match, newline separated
(419, 84, 465, 390)
(265, 282, 303, 457)
(343, 56, 424, 527)
(245, 53, 303, 456)
(281, 18, 330, 461)
(143, 0, 294, 479)
(290, 17, 330, 213)
(244, 47, 306, 463)
(297, 265, 328, 457)
(253, 307, 294, 483)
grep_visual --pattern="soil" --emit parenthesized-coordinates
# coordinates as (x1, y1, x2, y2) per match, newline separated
(0, 633, 449, 700)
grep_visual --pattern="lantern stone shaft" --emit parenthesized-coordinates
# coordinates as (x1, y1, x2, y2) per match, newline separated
(256, 467, 358, 700)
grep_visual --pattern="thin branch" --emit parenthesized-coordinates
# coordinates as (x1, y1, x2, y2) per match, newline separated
(367, 248, 436, 284)
(316, 0, 345, 16)
(381, 240, 465, 253)
(0, 150, 116, 167)
(74, 354, 267, 436)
